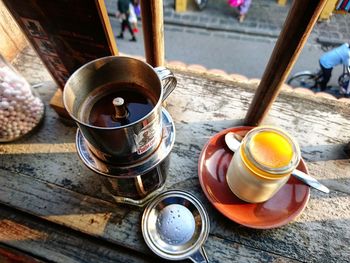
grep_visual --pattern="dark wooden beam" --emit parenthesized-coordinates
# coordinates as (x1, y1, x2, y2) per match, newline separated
(140, 0, 164, 67)
(0, 243, 43, 263)
(244, 0, 328, 126)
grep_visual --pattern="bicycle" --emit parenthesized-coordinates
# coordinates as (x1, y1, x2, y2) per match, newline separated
(287, 64, 350, 98)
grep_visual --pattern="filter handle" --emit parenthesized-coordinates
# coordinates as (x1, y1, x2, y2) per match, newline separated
(189, 246, 209, 263)
(155, 66, 177, 101)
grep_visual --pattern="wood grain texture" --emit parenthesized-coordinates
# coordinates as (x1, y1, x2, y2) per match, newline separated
(0, 1, 28, 61)
(96, 0, 119, 56)
(0, 205, 155, 263)
(0, 243, 44, 263)
(244, 0, 328, 126)
(0, 70, 350, 262)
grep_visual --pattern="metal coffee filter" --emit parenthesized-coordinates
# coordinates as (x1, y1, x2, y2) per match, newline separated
(142, 190, 210, 262)
(76, 109, 175, 206)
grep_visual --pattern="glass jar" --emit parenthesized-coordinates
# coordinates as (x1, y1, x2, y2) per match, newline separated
(0, 54, 44, 142)
(226, 126, 301, 203)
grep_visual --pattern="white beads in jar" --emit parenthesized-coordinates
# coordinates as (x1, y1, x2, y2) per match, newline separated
(0, 56, 44, 142)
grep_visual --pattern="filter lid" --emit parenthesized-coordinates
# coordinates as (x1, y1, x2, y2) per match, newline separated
(142, 190, 210, 262)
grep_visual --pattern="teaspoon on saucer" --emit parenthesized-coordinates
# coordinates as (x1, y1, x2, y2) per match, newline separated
(224, 132, 330, 194)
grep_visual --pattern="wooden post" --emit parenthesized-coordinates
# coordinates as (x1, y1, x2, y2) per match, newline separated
(140, 0, 164, 67)
(244, 0, 328, 126)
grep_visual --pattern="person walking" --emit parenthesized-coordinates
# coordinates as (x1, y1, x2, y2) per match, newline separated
(319, 43, 350, 92)
(228, 0, 252, 23)
(237, 0, 252, 23)
(129, 0, 138, 33)
(132, 0, 141, 20)
(116, 0, 136, 42)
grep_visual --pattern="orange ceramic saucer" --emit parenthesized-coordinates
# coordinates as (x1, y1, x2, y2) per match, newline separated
(198, 126, 310, 229)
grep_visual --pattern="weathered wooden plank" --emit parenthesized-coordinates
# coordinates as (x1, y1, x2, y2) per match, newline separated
(0, 168, 307, 263)
(156, 70, 350, 262)
(0, 205, 153, 263)
(0, 169, 147, 252)
(0, 177, 304, 262)
(1, 70, 350, 262)
(166, 71, 350, 147)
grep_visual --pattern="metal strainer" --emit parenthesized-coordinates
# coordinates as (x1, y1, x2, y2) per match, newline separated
(142, 190, 210, 262)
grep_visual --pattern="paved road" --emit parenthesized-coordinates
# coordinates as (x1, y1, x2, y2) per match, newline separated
(107, 0, 350, 87)
(111, 17, 343, 85)
(107, 0, 350, 43)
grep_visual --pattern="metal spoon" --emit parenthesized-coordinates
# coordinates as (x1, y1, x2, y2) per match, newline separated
(224, 132, 330, 194)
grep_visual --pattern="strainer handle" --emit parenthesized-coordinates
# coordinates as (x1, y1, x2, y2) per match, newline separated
(189, 247, 209, 263)
(155, 66, 177, 101)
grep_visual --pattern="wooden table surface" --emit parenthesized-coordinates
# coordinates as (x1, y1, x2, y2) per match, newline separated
(0, 66, 350, 263)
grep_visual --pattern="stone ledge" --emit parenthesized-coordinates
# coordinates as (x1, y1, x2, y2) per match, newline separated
(166, 59, 349, 103)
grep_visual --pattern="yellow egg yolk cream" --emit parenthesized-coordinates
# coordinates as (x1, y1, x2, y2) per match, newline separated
(226, 126, 301, 203)
(242, 128, 299, 180)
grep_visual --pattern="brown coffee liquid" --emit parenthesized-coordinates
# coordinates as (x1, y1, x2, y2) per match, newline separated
(88, 84, 155, 127)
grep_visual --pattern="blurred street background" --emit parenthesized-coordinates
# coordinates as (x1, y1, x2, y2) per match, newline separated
(105, 0, 350, 84)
